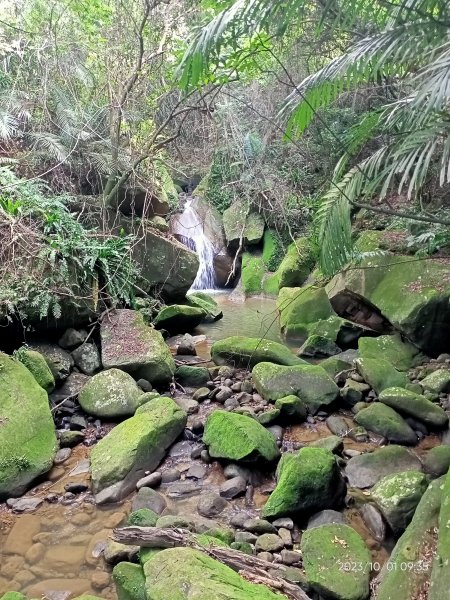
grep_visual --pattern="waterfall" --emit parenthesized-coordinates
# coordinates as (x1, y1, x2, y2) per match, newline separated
(174, 198, 217, 290)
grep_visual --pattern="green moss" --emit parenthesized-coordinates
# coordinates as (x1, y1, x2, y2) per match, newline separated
(274, 395, 307, 422)
(273, 238, 315, 288)
(421, 369, 450, 393)
(90, 396, 187, 501)
(0, 593, 27, 600)
(187, 292, 222, 321)
(298, 334, 340, 358)
(154, 304, 205, 333)
(354, 230, 385, 252)
(377, 477, 443, 600)
(310, 435, 344, 454)
(0, 353, 57, 499)
(262, 447, 345, 519)
(354, 403, 417, 445)
(422, 445, 450, 476)
(155, 160, 178, 210)
(15, 348, 55, 392)
(429, 469, 450, 598)
(78, 368, 144, 418)
(241, 252, 265, 295)
(358, 335, 418, 371)
(252, 361, 339, 413)
(127, 508, 159, 527)
(262, 230, 284, 271)
(222, 201, 264, 246)
(203, 410, 280, 463)
(277, 284, 334, 339)
(379, 387, 448, 428)
(372, 471, 429, 533)
(139, 547, 162, 566)
(211, 336, 304, 369)
(262, 272, 280, 296)
(301, 524, 371, 600)
(175, 365, 210, 387)
(355, 357, 408, 394)
(320, 356, 354, 377)
(113, 561, 146, 600)
(143, 547, 284, 599)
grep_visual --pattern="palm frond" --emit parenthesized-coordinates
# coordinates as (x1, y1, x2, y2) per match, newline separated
(0, 108, 19, 141)
(27, 132, 70, 162)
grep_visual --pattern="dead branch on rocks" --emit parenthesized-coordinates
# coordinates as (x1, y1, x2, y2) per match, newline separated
(113, 526, 312, 600)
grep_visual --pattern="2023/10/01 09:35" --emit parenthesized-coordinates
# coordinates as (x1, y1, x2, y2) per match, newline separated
(336, 560, 432, 573)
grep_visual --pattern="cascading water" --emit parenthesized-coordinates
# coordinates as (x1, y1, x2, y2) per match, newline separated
(174, 198, 217, 290)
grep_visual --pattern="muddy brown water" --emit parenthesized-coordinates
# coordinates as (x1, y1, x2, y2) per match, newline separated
(0, 294, 444, 598)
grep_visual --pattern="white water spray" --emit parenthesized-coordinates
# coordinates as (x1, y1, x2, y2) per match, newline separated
(175, 199, 217, 290)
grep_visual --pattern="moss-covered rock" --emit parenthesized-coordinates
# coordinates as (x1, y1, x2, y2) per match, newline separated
(211, 336, 304, 369)
(0, 353, 57, 499)
(241, 252, 265, 295)
(262, 447, 346, 519)
(326, 254, 450, 355)
(358, 335, 419, 372)
(429, 469, 450, 599)
(320, 355, 356, 377)
(175, 365, 210, 387)
(143, 547, 284, 599)
(203, 410, 280, 463)
(345, 445, 423, 489)
(274, 395, 307, 422)
(127, 508, 159, 527)
(355, 357, 408, 394)
(222, 202, 264, 246)
(421, 369, 450, 393)
(154, 305, 206, 334)
(101, 309, 175, 385)
(273, 238, 315, 289)
(310, 435, 344, 454)
(376, 477, 444, 600)
(372, 471, 429, 533)
(354, 403, 417, 445)
(262, 230, 283, 272)
(422, 445, 450, 477)
(277, 284, 334, 339)
(301, 523, 371, 600)
(78, 369, 144, 418)
(90, 396, 187, 503)
(298, 334, 341, 358)
(15, 349, 55, 392)
(379, 387, 448, 428)
(113, 562, 146, 600)
(187, 292, 222, 322)
(0, 593, 27, 600)
(252, 361, 339, 414)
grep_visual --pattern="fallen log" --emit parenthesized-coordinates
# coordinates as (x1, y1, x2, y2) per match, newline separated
(113, 526, 312, 600)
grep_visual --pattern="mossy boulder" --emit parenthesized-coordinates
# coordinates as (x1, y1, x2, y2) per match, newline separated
(187, 292, 222, 322)
(326, 254, 450, 355)
(175, 365, 210, 387)
(90, 396, 187, 503)
(422, 445, 450, 477)
(154, 305, 206, 334)
(358, 334, 419, 372)
(421, 369, 450, 393)
(211, 336, 304, 369)
(274, 395, 307, 422)
(277, 284, 334, 339)
(101, 309, 175, 385)
(241, 252, 265, 295)
(0, 593, 27, 600)
(222, 202, 265, 246)
(113, 562, 146, 600)
(376, 477, 443, 600)
(345, 445, 422, 488)
(79, 369, 144, 418)
(262, 447, 346, 519)
(15, 349, 55, 392)
(301, 523, 371, 600)
(273, 237, 315, 289)
(355, 357, 408, 394)
(320, 354, 356, 377)
(143, 547, 284, 600)
(203, 410, 280, 463)
(298, 334, 341, 358)
(372, 471, 429, 533)
(0, 353, 57, 499)
(429, 469, 450, 599)
(252, 361, 339, 414)
(127, 508, 159, 527)
(354, 403, 417, 445)
(262, 229, 283, 271)
(379, 387, 448, 428)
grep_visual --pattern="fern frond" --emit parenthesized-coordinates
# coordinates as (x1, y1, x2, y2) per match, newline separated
(27, 132, 69, 162)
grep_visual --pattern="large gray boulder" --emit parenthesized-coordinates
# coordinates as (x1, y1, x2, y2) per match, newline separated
(101, 309, 175, 385)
